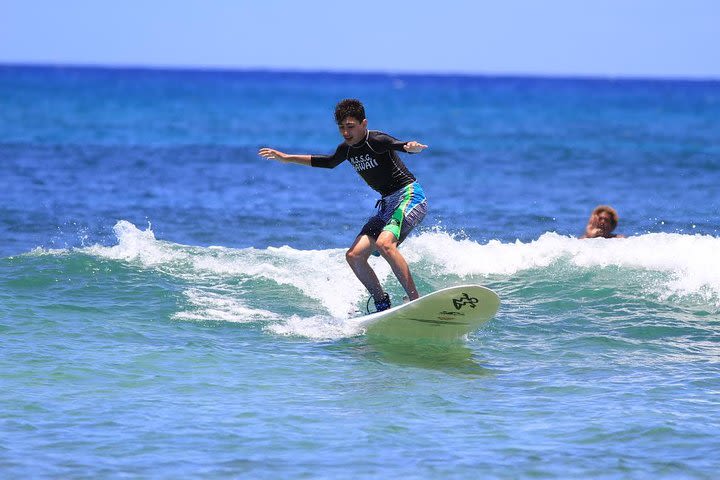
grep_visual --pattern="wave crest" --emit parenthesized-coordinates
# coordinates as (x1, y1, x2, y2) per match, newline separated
(28, 221, 720, 336)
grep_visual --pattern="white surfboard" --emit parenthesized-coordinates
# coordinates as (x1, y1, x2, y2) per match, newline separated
(357, 285, 500, 341)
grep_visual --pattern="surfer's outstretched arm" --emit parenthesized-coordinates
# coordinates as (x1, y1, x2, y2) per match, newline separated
(258, 148, 312, 166)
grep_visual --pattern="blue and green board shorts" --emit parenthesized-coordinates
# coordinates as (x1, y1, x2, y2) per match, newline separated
(359, 181, 427, 244)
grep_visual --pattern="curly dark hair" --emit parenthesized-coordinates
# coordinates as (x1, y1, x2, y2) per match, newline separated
(334, 99, 366, 124)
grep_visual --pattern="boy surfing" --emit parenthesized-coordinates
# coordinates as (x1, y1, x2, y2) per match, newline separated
(259, 99, 428, 312)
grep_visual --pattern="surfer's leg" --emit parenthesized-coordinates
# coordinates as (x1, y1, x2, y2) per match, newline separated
(375, 231, 419, 301)
(346, 234, 385, 302)
(372, 183, 426, 301)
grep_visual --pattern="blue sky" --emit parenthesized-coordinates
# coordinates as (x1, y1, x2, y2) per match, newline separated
(1, 0, 718, 78)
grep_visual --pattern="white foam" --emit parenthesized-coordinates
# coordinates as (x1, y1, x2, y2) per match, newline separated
(76, 221, 720, 334)
(266, 314, 364, 340)
(405, 230, 720, 304)
(185, 244, 388, 318)
(253, 245, 389, 317)
(172, 288, 279, 323)
(404, 231, 560, 275)
(84, 220, 185, 266)
(78, 221, 381, 318)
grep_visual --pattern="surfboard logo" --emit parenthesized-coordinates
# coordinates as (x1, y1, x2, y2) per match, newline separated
(452, 293, 479, 310)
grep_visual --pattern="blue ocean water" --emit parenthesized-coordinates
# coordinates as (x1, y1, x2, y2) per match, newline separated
(1, 65, 720, 478)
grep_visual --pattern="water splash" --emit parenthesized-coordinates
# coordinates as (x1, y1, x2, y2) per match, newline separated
(31, 220, 720, 338)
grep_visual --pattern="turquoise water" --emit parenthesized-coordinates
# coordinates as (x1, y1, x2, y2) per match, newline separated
(1, 66, 720, 478)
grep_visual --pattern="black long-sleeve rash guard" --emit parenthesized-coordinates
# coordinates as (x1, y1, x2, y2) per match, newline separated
(310, 130, 417, 197)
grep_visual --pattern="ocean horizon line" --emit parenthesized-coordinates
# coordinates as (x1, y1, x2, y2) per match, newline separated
(2, 61, 719, 84)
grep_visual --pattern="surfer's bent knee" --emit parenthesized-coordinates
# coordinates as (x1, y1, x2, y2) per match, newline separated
(375, 234, 398, 257)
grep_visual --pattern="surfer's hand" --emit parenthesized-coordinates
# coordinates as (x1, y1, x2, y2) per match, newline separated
(585, 227, 602, 238)
(404, 141, 428, 153)
(259, 148, 288, 161)
(584, 215, 606, 237)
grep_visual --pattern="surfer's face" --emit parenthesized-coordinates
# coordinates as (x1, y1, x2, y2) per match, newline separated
(597, 212, 612, 228)
(338, 117, 367, 145)
(594, 211, 614, 233)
